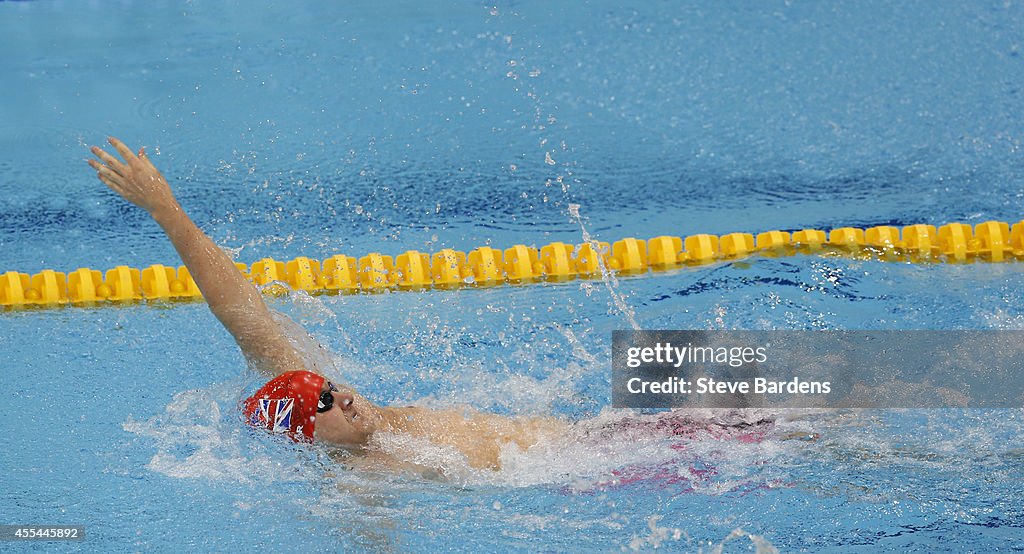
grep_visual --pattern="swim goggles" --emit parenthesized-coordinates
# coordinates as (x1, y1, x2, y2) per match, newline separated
(317, 381, 339, 413)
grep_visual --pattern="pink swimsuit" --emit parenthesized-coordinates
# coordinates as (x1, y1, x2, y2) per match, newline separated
(581, 416, 777, 494)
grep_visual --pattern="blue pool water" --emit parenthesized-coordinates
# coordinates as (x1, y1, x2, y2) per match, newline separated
(2, 1, 1023, 551)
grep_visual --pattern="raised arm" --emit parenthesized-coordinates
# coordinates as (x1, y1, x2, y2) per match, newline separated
(88, 137, 308, 377)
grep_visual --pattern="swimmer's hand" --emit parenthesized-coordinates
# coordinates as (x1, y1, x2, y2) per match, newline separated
(88, 137, 178, 216)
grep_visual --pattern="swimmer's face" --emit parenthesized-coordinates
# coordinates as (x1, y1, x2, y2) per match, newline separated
(313, 381, 376, 447)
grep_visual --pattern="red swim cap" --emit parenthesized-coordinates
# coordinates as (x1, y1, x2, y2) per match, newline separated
(242, 371, 324, 442)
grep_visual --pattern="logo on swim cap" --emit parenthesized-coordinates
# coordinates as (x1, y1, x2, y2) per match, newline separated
(254, 398, 294, 433)
(242, 371, 324, 442)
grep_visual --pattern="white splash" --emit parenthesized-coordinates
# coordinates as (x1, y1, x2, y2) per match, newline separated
(123, 384, 311, 484)
(568, 203, 640, 330)
(706, 527, 779, 554)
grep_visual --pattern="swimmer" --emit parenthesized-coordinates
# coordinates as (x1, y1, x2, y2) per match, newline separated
(88, 136, 565, 471)
(87, 137, 798, 472)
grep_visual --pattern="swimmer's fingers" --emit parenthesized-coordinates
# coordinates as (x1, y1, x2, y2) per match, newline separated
(96, 172, 124, 195)
(90, 146, 126, 176)
(137, 146, 156, 169)
(107, 136, 138, 163)
(92, 162, 129, 197)
(126, 144, 163, 180)
(87, 159, 124, 187)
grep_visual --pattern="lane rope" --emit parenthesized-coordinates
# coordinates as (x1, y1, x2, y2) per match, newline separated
(2, 219, 1022, 308)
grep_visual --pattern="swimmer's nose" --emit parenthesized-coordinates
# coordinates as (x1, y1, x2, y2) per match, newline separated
(336, 391, 355, 411)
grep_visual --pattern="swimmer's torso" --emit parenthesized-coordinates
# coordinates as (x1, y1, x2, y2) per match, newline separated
(381, 406, 568, 470)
